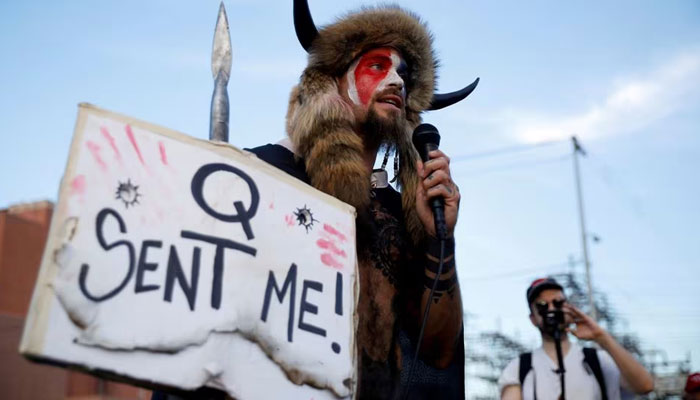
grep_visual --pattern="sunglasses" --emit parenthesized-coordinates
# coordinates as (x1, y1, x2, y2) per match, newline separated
(534, 298, 567, 311)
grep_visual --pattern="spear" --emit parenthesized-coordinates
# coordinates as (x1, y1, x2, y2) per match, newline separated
(210, 2, 232, 142)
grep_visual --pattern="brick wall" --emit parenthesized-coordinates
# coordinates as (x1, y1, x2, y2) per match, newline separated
(0, 201, 150, 400)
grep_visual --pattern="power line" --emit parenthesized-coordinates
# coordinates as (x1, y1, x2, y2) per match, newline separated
(609, 312, 700, 318)
(584, 153, 648, 215)
(457, 154, 570, 176)
(451, 139, 566, 162)
(461, 259, 581, 281)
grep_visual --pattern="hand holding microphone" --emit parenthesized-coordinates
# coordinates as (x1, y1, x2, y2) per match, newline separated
(412, 123, 460, 240)
(405, 124, 462, 395)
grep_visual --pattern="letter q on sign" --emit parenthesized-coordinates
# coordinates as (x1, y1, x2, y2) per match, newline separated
(190, 163, 260, 240)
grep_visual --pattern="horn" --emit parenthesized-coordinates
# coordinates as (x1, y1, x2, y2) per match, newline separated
(294, 0, 319, 52)
(428, 77, 480, 111)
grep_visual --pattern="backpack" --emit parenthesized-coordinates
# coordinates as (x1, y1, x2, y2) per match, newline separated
(518, 347, 608, 400)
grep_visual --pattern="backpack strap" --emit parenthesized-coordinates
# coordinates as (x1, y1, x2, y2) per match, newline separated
(519, 352, 532, 387)
(583, 347, 608, 400)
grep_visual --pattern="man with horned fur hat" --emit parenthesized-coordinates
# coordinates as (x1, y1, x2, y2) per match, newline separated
(249, 2, 479, 398)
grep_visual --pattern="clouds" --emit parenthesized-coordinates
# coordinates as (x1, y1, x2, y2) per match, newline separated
(500, 48, 700, 143)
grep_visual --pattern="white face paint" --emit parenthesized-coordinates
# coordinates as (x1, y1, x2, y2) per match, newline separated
(345, 48, 406, 107)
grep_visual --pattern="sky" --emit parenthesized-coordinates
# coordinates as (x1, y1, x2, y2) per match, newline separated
(1, 0, 699, 394)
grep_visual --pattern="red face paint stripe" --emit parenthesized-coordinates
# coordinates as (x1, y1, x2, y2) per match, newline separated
(354, 48, 393, 105)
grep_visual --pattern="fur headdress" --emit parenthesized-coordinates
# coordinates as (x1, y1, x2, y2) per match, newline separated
(286, 2, 478, 243)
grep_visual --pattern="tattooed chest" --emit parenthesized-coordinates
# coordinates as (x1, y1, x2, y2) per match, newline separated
(364, 204, 408, 286)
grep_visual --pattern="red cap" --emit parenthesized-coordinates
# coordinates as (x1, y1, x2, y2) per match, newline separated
(686, 372, 700, 393)
(526, 277, 564, 305)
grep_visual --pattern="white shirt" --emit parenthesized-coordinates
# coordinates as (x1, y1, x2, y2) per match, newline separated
(498, 343, 622, 400)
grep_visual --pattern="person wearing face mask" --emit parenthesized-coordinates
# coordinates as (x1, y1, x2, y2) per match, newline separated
(498, 278, 654, 400)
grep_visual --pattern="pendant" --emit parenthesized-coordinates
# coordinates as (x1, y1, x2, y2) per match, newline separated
(371, 169, 389, 189)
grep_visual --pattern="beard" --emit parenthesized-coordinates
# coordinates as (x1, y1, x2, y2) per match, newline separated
(360, 101, 407, 152)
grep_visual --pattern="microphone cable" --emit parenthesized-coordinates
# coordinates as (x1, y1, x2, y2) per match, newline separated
(402, 237, 446, 400)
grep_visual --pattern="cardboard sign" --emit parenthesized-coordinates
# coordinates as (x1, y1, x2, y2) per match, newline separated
(20, 104, 358, 399)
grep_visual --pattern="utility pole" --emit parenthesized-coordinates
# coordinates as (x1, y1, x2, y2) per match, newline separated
(571, 136, 597, 321)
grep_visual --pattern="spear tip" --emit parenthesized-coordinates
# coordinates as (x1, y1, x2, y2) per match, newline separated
(212, 2, 232, 81)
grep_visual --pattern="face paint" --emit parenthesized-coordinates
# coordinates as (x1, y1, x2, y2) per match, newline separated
(346, 48, 406, 107)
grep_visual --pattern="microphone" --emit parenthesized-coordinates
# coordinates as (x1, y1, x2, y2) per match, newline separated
(412, 123, 448, 240)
